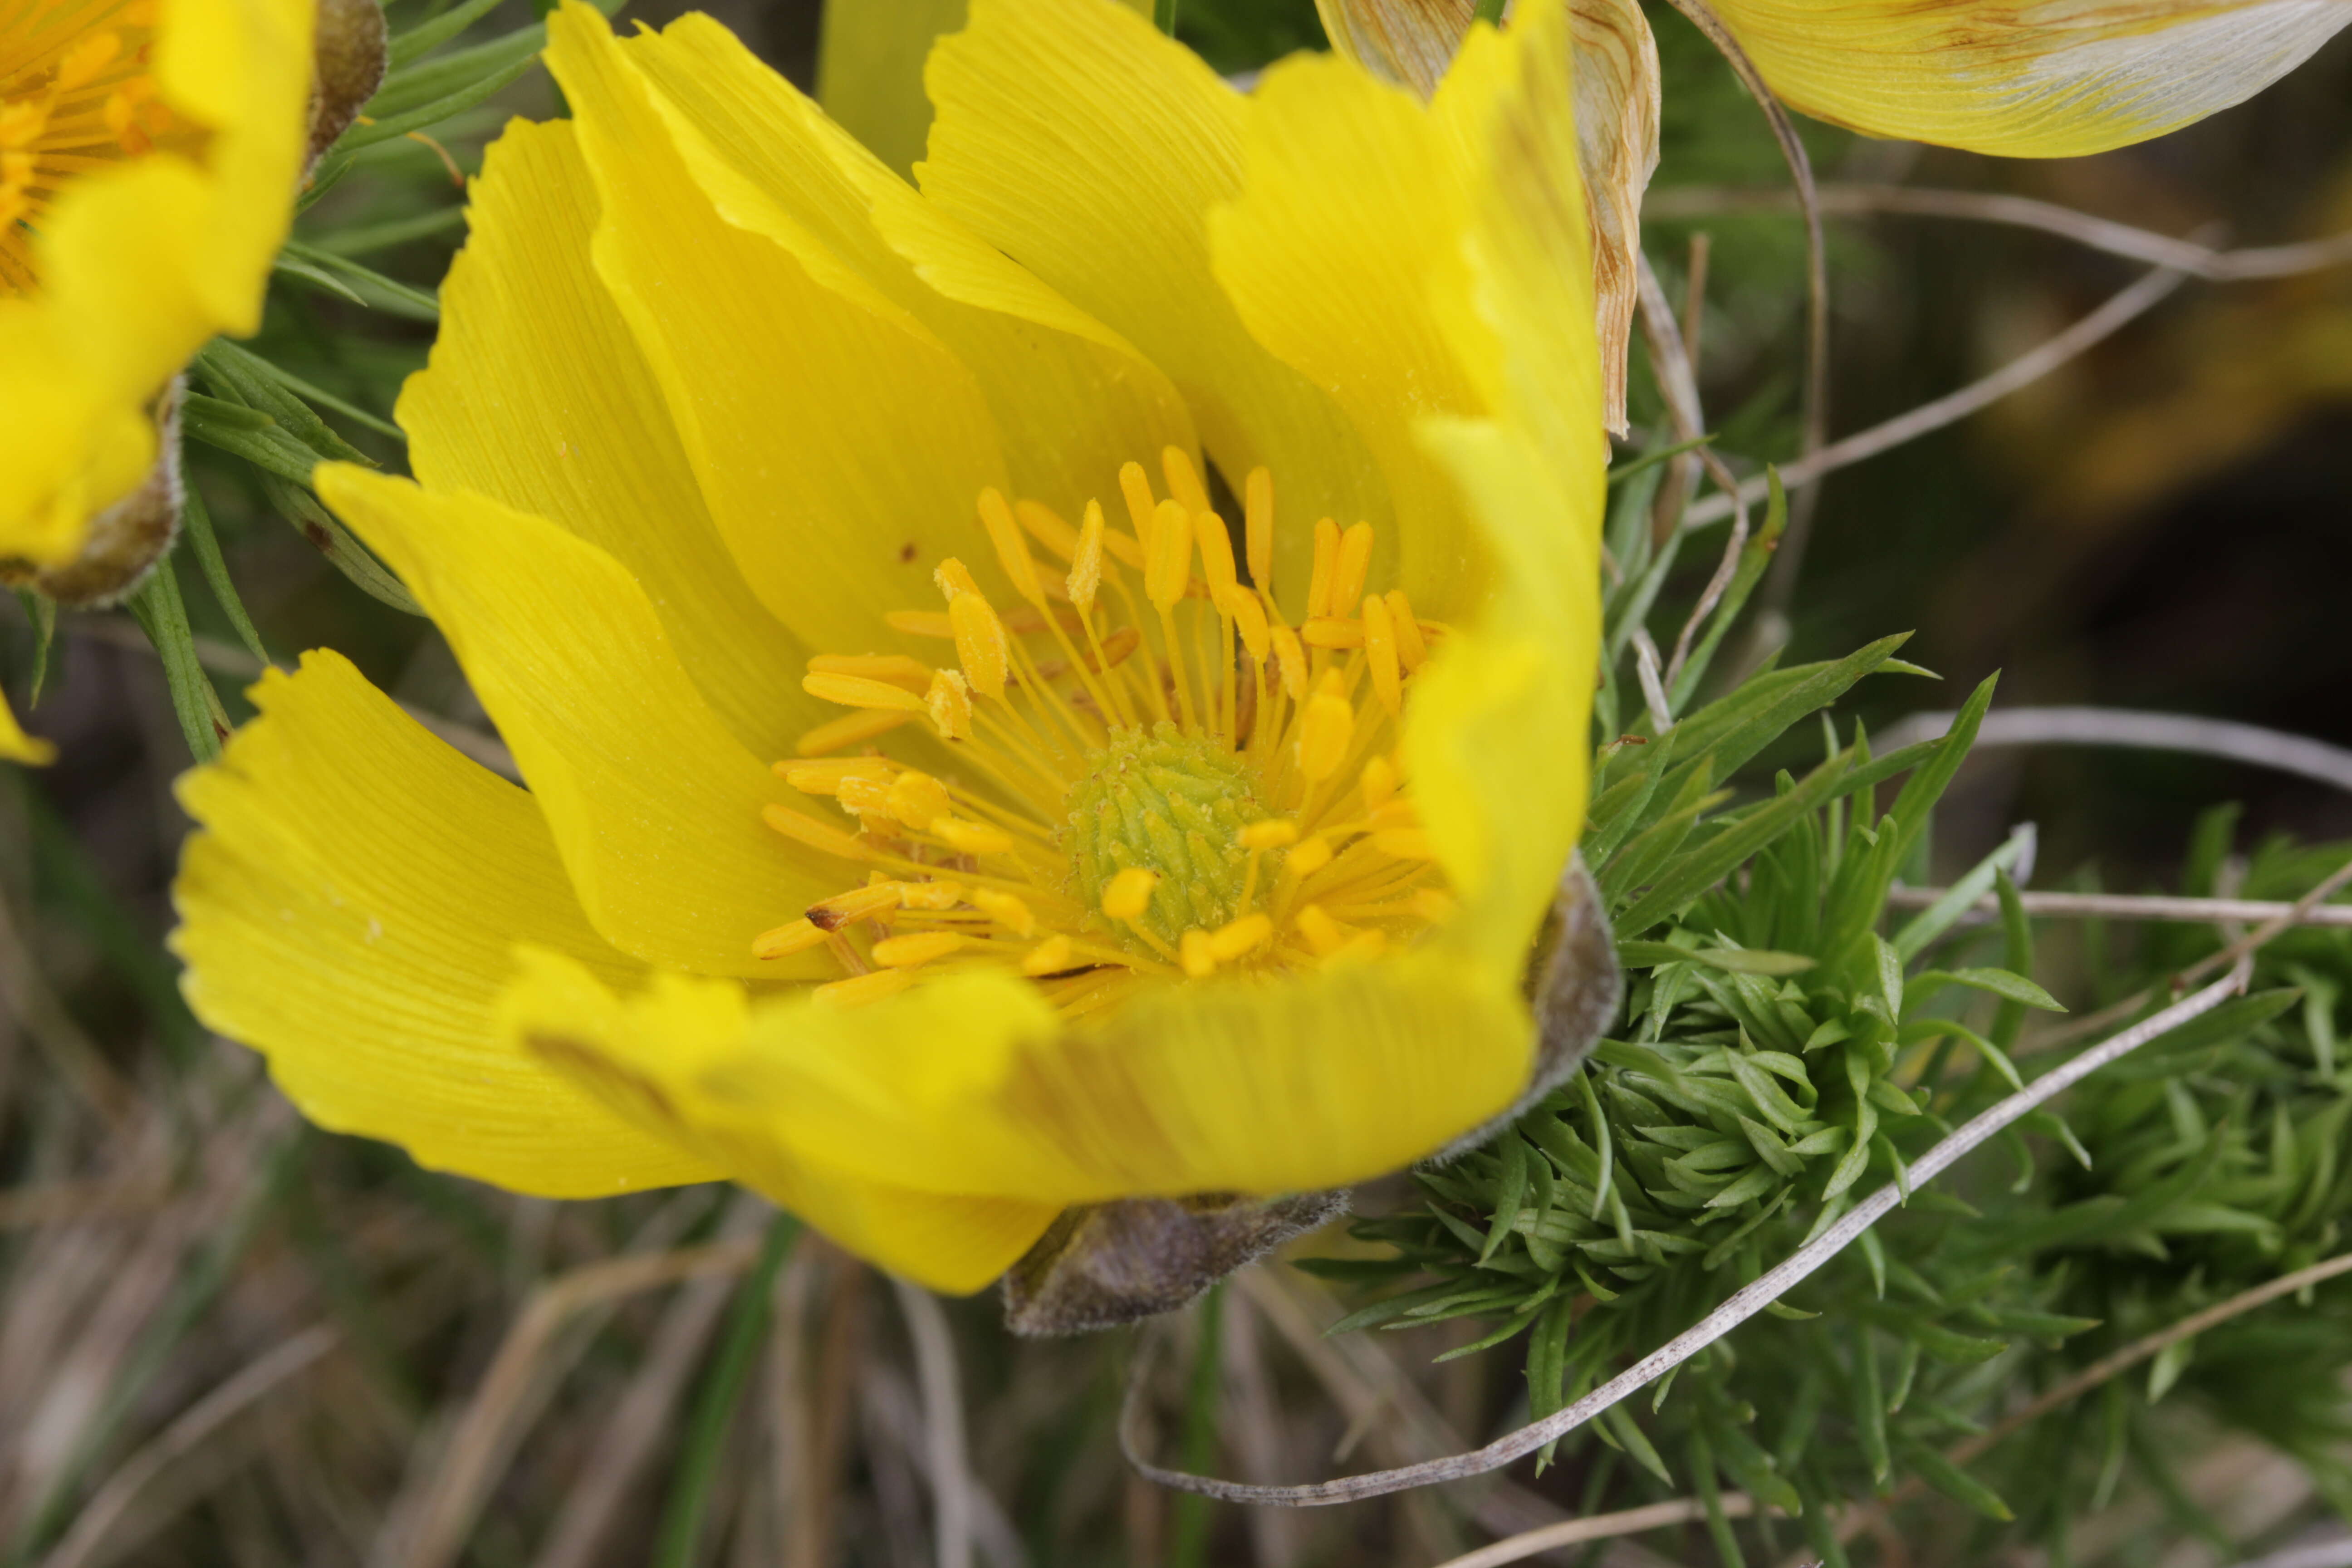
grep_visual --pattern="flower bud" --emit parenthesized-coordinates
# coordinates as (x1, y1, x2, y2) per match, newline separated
(308, 0, 388, 171)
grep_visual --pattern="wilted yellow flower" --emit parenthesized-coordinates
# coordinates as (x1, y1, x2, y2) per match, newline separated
(172, 0, 1605, 1294)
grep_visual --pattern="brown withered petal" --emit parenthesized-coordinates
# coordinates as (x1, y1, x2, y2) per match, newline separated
(0, 381, 185, 608)
(308, 0, 389, 172)
(1313, 0, 1657, 436)
(1003, 1190, 1351, 1336)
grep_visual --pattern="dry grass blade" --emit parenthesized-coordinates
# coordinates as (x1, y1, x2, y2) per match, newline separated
(891, 1279, 973, 1568)
(1429, 1494, 1762, 1568)
(0, 1179, 173, 1231)
(1876, 706, 2352, 794)
(1123, 968, 2251, 1504)
(1886, 887, 2352, 930)
(377, 1235, 760, 1568)
(38, 1325, 340, 1568)
(0, 885, 134, 1127)
(1644, 184, 2352, 282)
(1684, 265, 2189, 529)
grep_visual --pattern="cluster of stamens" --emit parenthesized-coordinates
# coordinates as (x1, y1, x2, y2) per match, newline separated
(756, 450, 1455, 1013)
(2, 0, 175, 241)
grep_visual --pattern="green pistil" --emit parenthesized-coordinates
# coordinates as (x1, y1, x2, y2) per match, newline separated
(1064, 722, 1264, 949)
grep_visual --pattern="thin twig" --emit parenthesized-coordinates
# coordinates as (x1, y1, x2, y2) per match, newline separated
(1886, 886, 2352, 930)
(39, 1326, 341, 1568)
(1122, 967, 2250, 1506)
(1685, 266, 2188, 529)
(892, 1279, 973, 1568)
(1428, 1495, 1760, 1568)
(1645, 0, 1828, 599)
(1645, 184, 2352, 282)
(2233, 1534, 2352, 1568)
(1876, 706, 2352, 794)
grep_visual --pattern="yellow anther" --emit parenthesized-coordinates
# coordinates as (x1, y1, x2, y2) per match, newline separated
(1333, 522, 1375, 616)
(885, 769, 954, 829)
(1102, 866, 1161, 922)
(834, 773, 895, 818)
(1179, 928, 1216, 978)
(815, 969, 919, 1008)
(807, 653, 932, 692)
(1286, 836, 1333, 881)
(1087, 627, 1142, 672)
(1014, 497, 1080, 559)
(752, 918, 829, 960)
(1330, 927, 1390, 965)
(1208, 912, 1272, 962)
(933, 816, 1015, 856)
(1362, 593, 1403, 715)
(872, 931, 964, 969)
(1238, 818, 1298, 851)
(0, 101, 49, 150)
(1381, 594, 1424, 674)
(1069, 500, 1105, 614)
(971, 888, 1036, 936)
(809, 883, 904, 928)
(1307, 517, 1341, 619)
(886, 609, 956, 639)
(1244, 467, 1274, 589)
(1196, 512, 1238, 602)
(935, 558, 982, 599)
(1412, 887, 1458, 923)
(794, 710, 913, 757)
(978, 487, 1045, 606)
(1298, 671, 1353, 782)
(1145, 499, 1191, 608)
(1300, 617, 1364, 650)
(1269, 624, 1308, 701)
(1231, 592, 1269, 662)
(1119, 461, 1158, 549)
(1161, 446, 1210, 515)
(58, 31, 121, 89)
(1372, 828, 1436, 860)
(1295, 903, 1346, 956)
(1021, 933, 1075, 976)
(763, 803, 882, 861)
(1369, 797, 1418, 830)
(1360, 755, 1398, 813)
(926, 669, 972, 740)
(897, 879, 968, 910)
(947, 590, 1009, 700)
(804, 671, 931, 712)
(779, 757, 893, 795)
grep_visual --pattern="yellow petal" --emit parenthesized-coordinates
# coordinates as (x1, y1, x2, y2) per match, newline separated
(544, 3, 999, 656)
(398, 118, 823, 764)
(171, 651, 719, 1196)
(502, 950, 1057, 1292)
(314, 466, 836, 980)
(501, 951, 1534, 1207)
(0, 0, 312, 563)
(1, 691, 55, 765)
(617, 14, 1197, 546)
(1710, 0, 2351, 157)
(921, 0, 1390, 609)
(814, 0, 971, 176)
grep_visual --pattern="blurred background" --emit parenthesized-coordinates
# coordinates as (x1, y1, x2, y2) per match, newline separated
(3, 0, 2350, 1563)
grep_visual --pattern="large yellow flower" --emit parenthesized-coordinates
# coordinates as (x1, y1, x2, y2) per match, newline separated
(170, 0, 1606, 1294)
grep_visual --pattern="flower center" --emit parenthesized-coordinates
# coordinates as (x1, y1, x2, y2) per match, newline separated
(755, 450, 1455, 1012)
(1, 0, 183, 290)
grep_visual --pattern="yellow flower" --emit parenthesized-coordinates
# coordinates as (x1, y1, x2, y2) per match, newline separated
(171, 0, 1606, 1294)
(0, 0, 314, 570)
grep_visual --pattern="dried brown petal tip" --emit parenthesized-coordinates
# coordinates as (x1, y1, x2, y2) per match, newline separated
(0, 381, 185, 608)
(1002, 1190, 1350, 1336)
(308, 0, 388, 171)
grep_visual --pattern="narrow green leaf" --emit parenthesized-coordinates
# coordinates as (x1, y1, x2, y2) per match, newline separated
(1908, 967, 2065, 1012)
(1899, 1441, 2014, 1521)
(125, 559, 225, 762)
(178, 480, 270, 666)
(1617, 749, 1850, 935)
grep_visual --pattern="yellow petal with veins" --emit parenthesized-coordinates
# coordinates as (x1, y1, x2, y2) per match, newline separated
(172, 652, 719, 1196)
(315, 466, 836, 980)
(1710, 0, 2352, 157)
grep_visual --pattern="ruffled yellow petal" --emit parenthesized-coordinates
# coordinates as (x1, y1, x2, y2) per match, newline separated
(502, 949, 1531, 1209)
(0, 0, 312, 563)
(397, 117, 822, 764)
(1711, 0, 2352, 157)
(1, 690, 55, 764)
(172, 651, 719, 1196)
(314, 466, 835, 980)
(616, 13, 1196, 535)
(543, 3, 1001, 656)
(921, 0, 1389, 610)
(503, 951, 1056, 1292)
